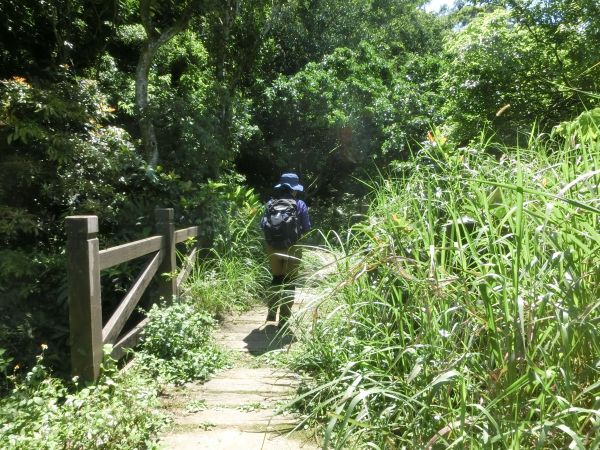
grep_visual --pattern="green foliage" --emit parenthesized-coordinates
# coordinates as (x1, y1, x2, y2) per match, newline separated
(0, 72, 143, 229)
(264, 0, 437, 74)
(441, 5, 600, 143)
(184, 253, 268, 317)
(2, 8, 600, 450)
(247, 43, 442, 198)
(149, 30, 236, 179)
(0, 349, 164, 449)
(183, 174, 264, 251)
(0, 72, 150, 375)
(0, 0, 118, 77)
(136, 301, 229, 384)
(0, 348, 13, 393)
(238, 0, 446, 195)
(500, 0, 600, 96)
(0, 62, 259, 376)
(291, 132, 600, 448)
(441, 9, 536, 141)
(553, 107, 600, 144)
(183, 180, 269, 316)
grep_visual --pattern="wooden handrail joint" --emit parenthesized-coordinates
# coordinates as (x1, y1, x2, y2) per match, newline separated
(102, 250, 163, 345)
(174, 226, 199, 244)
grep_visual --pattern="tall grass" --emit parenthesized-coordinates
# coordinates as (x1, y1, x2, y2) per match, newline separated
(183, 249, 269, 316)
(182, 183, 270, 317)
(291, 129, 600, 448)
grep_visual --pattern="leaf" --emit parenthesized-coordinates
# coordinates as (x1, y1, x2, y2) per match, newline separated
(407, 361, 423, 383)
(430, 369, 460, 388)
(552, 108, 600, 144)
(555, 424, 585, 450)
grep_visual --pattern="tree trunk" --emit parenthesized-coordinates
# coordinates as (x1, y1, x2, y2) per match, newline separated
(216, 1, 232, 148)
(135, 40, 160, 167)
(135, 0, 197, 167)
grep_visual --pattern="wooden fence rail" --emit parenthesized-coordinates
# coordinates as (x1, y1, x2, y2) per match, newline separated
(66, 208, 199, 382)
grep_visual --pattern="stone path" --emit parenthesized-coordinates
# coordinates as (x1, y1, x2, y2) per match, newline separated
(159, 297, 320, 449)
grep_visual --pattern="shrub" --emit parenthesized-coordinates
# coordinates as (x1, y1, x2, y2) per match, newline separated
(183, 180, 269, 317)
(135, 301, 229, 384)
(0, 348, 164, 449)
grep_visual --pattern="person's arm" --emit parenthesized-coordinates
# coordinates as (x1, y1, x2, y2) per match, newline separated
(296, 200, 311, 234)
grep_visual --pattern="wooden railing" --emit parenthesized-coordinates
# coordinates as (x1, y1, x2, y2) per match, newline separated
(65, 208, 199, 381)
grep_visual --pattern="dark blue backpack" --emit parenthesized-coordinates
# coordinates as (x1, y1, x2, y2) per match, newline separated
(260, 198, 300, 249)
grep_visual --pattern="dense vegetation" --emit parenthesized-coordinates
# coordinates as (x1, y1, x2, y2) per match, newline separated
(0, 348, 165, 449)
(0, 182, 261, 448)
(0, 295, 232, 448)
(1, 0, 599, 447)
(290, 122, 599, 447)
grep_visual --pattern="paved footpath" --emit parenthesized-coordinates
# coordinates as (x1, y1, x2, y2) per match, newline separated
(159, 295, 320, 449)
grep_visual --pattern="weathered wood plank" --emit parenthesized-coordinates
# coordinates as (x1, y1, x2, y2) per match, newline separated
(176, 247, 198, 294)
(66, 216, 103, 382)
(174, 226, 199, 244)
(99, 236, 163, 271)
(111, 318, 149, 360)
(156, 209, 176, 302)
(102, 251, 162, 345)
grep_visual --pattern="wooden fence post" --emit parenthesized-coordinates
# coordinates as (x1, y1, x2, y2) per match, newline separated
(155, 208, 176, 302)
(66, 216, 103, 382)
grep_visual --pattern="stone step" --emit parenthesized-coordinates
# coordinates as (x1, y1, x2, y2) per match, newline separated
(162, 429, 316, 450)
(216, 324, 297, 354)
(219, 300, 308, 323)
(172, 407, 297, 429)
(165, 390, 293, 408)
(203, 367, 297, 380)
(197, 377, 297, 395)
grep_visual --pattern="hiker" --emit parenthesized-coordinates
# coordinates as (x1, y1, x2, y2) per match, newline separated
(261, 173, 311, 328)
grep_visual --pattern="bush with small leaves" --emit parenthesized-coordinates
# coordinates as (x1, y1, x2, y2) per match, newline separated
(136, 301, 229, 384)
(0, 347, 164, 449)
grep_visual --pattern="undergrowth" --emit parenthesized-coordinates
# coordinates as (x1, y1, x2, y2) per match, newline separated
(182, 182, 270, 317)
(290, 123, 600, 448)
(0, 298, 233, 448)
(0, 178, 271, 447)
(0, 348, 164, 449)
(0, 288, 238, 448)
(135, 300, 229, 384)
(183, 251, 269, 317)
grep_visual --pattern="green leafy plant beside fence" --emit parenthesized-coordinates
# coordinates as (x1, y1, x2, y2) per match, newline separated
(135, 301, 229, 384)
(183, 181, 270, 317)
(0, 347, 164, 450)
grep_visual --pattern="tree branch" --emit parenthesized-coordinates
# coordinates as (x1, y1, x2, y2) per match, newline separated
(140, 0, 154, 38)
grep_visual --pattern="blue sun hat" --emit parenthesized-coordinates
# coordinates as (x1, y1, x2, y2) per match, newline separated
(274, 173, 304, 192)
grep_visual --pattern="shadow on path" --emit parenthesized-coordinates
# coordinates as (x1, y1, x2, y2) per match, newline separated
(243, 324, 295, 356)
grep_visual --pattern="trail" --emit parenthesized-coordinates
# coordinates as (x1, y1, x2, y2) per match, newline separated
(159, 288, 322, 449)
